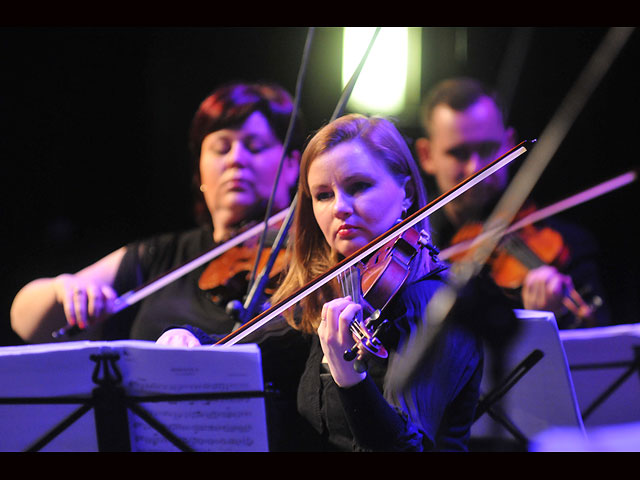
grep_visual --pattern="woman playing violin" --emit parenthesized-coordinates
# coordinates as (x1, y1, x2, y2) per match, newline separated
(161, 114, 484, 451)
(10, 82, 304, 344)
(278, 113, 483, 451)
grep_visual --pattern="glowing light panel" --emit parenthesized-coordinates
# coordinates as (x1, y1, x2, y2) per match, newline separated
(342, 27, 419, 116)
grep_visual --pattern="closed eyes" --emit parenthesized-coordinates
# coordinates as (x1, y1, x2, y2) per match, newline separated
(207, 136, 278, 155)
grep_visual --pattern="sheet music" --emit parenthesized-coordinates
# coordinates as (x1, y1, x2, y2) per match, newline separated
(114, 341, 268, 452)
(128, 398, 267, 452)
(0, 340, 268, 452)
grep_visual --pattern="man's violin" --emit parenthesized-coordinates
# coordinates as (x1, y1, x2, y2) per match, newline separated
(438, 170, 637, 328)
(448, 205, 597, 326)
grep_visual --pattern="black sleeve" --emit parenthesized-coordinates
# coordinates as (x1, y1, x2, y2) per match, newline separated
(336, 275, 483, 452)
(337, 375, 426, 451)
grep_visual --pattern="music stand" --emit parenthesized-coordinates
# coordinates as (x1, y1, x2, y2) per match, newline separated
(0, 341, 270, 452)
(560, 323, 640, 428)
(470, 310, 585, 449)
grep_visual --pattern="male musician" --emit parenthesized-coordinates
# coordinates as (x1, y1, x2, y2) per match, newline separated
(414, 77, 610, 328)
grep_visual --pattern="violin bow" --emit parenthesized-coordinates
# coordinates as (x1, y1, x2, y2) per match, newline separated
(439, 169, 638, 262)
(51, 208, 292, 338)
(387, 27, 636, 392)
(216, 140, 529, 346)
(241, 27, 382, 322)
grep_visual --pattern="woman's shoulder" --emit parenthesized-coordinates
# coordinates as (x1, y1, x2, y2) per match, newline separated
(383, 266, 449, 328)
(132, 225, 213, 255)
(122, 225, 214, 274)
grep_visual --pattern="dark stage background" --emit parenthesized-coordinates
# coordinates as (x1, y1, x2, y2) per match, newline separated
(1, 27, 638, 346)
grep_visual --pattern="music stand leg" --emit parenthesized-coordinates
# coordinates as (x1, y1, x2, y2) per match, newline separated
(473, 349, 544, 447)
(126, 401, 194, 452)
(577, 346, 640, 422)
(26, 403, 93, 452)
(92, 384, 131, 452)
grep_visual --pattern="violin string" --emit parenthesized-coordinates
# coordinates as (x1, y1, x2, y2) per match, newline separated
(351, 323, 366, 341)
(338, 266, 367, 349)
(500, 233, 545, 270)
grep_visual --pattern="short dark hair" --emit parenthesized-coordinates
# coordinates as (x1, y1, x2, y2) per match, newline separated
(421, 77, 505, 138)
(189, 82, 305, 162)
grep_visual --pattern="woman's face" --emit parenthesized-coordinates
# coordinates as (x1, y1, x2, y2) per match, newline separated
(307, 140, 412, 258)
(199, 111, 298, 233)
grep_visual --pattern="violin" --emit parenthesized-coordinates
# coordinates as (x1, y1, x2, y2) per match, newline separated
(198, 221, 290, 307)
(52, 208, 292, 339)
(447, 203, 598, 326)
(441, 167, 640, 327)
(337, 227, 445, 372)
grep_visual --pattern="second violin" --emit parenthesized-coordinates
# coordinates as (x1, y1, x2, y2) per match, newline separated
(446, 203, 600, 327)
